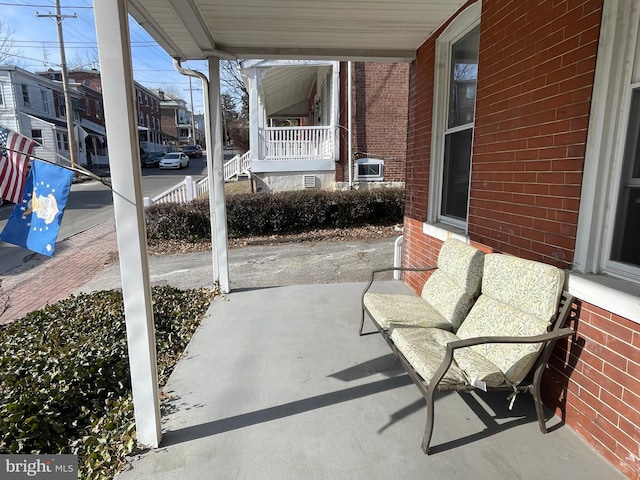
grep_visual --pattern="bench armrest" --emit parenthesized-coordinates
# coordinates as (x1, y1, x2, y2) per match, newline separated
(428, 328, 574, 390)
(362, 266, 437, 300)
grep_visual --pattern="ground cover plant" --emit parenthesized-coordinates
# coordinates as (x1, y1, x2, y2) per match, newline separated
(0, 286, 216, 479)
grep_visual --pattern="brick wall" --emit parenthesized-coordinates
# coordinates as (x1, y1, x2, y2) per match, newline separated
(470, 0, 601, 269)
(403, 1, 640, 478)
(545, 303, 640, 479)
(337, 62, 409, 182)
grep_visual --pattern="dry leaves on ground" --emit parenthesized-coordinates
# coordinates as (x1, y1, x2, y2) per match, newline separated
(147, 225, 402, 255)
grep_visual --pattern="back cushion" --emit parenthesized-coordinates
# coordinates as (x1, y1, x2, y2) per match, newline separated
(456, 253, 565, 384)
(420, 239, 484, 330)
(481, 253, 565, 323)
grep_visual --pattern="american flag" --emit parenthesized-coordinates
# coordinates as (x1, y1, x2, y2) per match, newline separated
(0, 126, 35, 204)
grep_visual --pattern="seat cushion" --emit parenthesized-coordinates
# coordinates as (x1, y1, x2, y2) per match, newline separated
(456, 295, 551, 385)
(390, 326, 507, 387)
(364, 293, 452, 331)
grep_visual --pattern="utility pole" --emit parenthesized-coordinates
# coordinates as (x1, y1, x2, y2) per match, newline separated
(189, 77, 195, 145)
(185, 78, 201, 145)
(36, 1, 78, 167)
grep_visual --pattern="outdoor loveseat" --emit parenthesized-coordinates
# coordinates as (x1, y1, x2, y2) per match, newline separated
(360, 238, 575, 453)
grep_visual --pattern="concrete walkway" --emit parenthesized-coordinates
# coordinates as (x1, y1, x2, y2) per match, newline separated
(116, 282, 624, 480)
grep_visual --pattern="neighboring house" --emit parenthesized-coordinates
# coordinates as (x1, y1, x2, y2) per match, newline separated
(51, 69, 166, 155)
(401, 1, 639, 478)
(153, 89, 202, 149)
(239, 60, 408, 192)
(0, 65, 84, 165)
(39, 69, 110, 165)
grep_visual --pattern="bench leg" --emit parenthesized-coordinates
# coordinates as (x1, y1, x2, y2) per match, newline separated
(359, 308, 366, 336)
(532, 365, 548, 434)
(421, 387, 436, 454)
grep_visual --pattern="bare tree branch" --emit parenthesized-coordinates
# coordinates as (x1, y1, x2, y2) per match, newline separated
(0, 19, 23, 65)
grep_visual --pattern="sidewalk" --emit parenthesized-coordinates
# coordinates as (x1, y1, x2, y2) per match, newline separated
(0, 220, 119, 324)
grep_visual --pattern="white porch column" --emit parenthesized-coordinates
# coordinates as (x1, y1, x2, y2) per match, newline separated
(248, 70, 260, 160)
(93, 0, 161, 447)
(208, 58, 230, 293)
(332, 62, 341, 162)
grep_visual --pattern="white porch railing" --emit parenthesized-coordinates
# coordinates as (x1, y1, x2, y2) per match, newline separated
(144, 176, 199, 206)
(262, 126, 333, 161)
(145, 151, 253, 205)
(223, 150, 252, 181)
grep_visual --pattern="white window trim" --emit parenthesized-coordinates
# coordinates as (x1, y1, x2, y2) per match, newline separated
(428, 1, 481, 231)
(573, 0, 640, 323)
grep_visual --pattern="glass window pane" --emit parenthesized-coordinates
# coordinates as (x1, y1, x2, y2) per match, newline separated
(612, 188, 640, 266)
(448, 25, 480, 129)
(612, 89, 640, 266)
(442, 128, 472, 221)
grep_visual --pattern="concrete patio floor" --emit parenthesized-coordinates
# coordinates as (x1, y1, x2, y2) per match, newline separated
(116, 281, 623, 480)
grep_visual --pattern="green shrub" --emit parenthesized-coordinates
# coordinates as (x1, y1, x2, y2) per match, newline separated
(0, 286, 215, 479)
(146, 188, 405, 241)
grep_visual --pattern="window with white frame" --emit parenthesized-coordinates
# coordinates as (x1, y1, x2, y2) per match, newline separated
(0, 86, 3, 105)
(56, 132, 69, 151)
(575, 0, 640, 285)
(95, 99, 101, 118)
(40, 90, 49, 113)
(31, 129, 43, 145)
(429, 3, 481, 230)
(21, 84, 30, 107)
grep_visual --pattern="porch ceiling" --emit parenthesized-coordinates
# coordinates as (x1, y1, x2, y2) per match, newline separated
(259, 65, 330, 117)
(128, 0, 467, 62)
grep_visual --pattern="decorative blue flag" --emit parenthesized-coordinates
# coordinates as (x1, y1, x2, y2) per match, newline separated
(0, 160, 74, 257)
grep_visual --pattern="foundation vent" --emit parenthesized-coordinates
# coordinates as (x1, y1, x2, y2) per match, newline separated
(303, 175, 317, 188)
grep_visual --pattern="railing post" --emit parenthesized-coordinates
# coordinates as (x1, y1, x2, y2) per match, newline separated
(185, 176, 195, 202)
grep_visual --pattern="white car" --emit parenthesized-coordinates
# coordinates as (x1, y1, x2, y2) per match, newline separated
(159, 152, 190, 169)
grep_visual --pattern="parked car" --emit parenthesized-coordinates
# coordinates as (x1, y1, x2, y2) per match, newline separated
(141, 151, 164, 168)
(182, 144, 202, 158)
(159, 152, 190, 169)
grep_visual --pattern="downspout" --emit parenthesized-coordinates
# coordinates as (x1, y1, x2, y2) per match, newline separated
(347, 61, 353, 189)
(173, 58, 230, 293)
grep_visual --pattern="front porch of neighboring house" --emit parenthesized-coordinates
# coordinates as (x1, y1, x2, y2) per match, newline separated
(237, 60, 340, 192)
(23, 113, 109, 166)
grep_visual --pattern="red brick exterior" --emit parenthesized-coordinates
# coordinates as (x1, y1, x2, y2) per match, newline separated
(403, 1, 640, 478)
(337, 62, 408, 183)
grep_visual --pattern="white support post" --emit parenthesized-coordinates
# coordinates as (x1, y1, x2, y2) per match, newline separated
(207, 59, 230, 293)
(93, 0, 161, 448)
(248, 70, 260, 160)
(185, 176, 195, 202)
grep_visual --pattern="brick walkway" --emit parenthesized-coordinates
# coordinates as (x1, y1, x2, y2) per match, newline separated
(0, 220, 119, 324)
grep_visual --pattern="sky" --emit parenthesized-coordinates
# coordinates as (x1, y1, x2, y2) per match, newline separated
(2, 0, 209, 113)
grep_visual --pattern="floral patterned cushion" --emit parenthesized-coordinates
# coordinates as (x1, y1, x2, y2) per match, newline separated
(456, 296, 551, 384)
(456, 254, 565, 384)
(481, 253, 565, 323)
(364, 293, 452, 330)
(388, 253, 565, 389)
(390, 326, 506, 387)
(364, 238, 484, 332)
(419, 239, 484, 330)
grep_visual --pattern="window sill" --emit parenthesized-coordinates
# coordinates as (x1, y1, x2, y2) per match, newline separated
(423, 222, 467, 242)
(566, 273, 640, 325)
(422, 222, 640, 324)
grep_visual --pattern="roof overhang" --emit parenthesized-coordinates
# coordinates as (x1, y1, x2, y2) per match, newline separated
(128, 0, 467, 62)
(243, 62, 334, 118)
